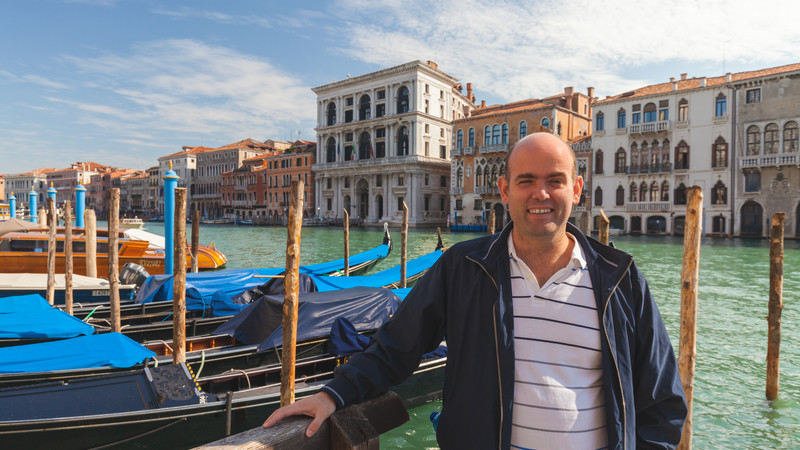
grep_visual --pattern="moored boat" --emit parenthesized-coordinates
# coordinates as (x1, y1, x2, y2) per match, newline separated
(0, 273, 136, 303)
(119, 217, 145, 229)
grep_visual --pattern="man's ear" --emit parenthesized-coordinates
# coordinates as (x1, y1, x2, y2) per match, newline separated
(498, 176, 510, 204)
(572, 176, 584, 204)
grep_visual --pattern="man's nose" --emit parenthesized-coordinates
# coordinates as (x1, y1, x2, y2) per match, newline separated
(531, 182, 549, 200)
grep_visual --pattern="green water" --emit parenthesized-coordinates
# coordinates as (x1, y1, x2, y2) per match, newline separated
(142, 223, 800, 448)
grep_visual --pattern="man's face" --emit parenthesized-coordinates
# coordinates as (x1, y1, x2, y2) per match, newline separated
(498, 135, 583, 242)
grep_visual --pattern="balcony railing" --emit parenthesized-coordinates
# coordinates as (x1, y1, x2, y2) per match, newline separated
(629, 120, 671, 134)
(479, 143, 509, 154)
(475, 186, 499, 195)
(626, 163, 672, 174)
(463, 146, 475, 155)
(452, 148, 462, 157)
(450, 187, 464, 195)
(626, 201, 671, 212)
(739, 153, 799, 168)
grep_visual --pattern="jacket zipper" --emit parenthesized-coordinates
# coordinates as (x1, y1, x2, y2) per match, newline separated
(602, 258, 633, 449)
(467, 255, 502, 448)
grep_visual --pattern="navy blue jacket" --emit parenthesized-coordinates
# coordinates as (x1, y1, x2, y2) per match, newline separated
(324, 222, 687, 449)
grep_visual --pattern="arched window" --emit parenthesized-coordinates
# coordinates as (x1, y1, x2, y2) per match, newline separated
(359, 95, 371, 121)
(594, 113, 603, 131)
(661, 181, 669, 201)
(397, 86, 409, 113)
(640, 141, 648, 170)
(615, 148, 626, 173)
(326, 137, 336, 163)
(492, 124, 501, 145)
(468, 128, 475, 147)
(501, 123, 509, 144)
(713, 136, 728, 168)
(326, 102, 336, 126)
(628, 182, 637, 202)
(358, 132, 371, 160)
(542, 117, 551, 130)
(397, 126, 409, 156)
(519, 120, 527, 139)
(678, 98, 688, 121)
(662, 139, 670, 163)
(616, 185, 625, 206)
(712, 180, 727, 205)
(595, 149, 603, 174)
(643, 103, 657, 122)
(617, 108, 626, 129)
(674, 183, 687, 205)
(484, 125, 491, 145)
(784, 121, 799, 153)
(639, 181, 647, 202)
(650, 181, 659, 202)
(675, 140, 690, 170)
(715, 93, 727, 117)
(456, 129, 463, 149)
(747, 125, 761, 155)
(476, 166, 484, 187)
(764, 123, 779, 154)
(594, 186, 603, 206)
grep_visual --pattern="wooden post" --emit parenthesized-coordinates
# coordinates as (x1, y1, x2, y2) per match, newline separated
(191, 209, 200, 273)
(343, 209, 350, 276)
(173, 188, 188, 364)
(64, 200, 74, 315)
(46, 198, 57, 305)
(766, 212, 785, 400)
(598, 209, 610, 246)
(108, 188, 121, 332)
(400, 201, 408, 289)
(85, 209, 97, 278)
(488, 209, 496, 234)
(677, 186, 702, 450)
(38, 206, 46, 226)
(281, 180, 304, 407)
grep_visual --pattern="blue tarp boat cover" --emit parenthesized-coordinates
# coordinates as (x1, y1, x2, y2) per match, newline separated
(210, 273, 318, 317)
(0, 294, 94, 339)
(211, 286, 400, 352)
(135, 242, 391, 309)
(0, 332, 156, 374)
(0, 294, 51, 314)
(311, 249, 443, 292)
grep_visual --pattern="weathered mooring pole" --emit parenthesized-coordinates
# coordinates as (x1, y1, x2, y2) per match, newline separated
(281, 180, 304, 407)
(108, 188, 121, 332)
(677, 186, 702, 450)
(46, 197, 57, 305)
(488, 209, 496, 234)
(343, 209, 350, 276)
(173, 188, 188, 364)
(400, 201, 408, 288)
(766, 212, 785, 400)
(191, 209, 200, 273)
(64, 200, 74, 315)
(85, 209, 97, 278)
(598, 209, 610, 246)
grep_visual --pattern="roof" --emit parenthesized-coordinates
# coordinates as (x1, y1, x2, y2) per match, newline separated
(453, 98, 555, 124)
(160, 146, 213, 159)
(597, 62, 800, 104)
(212, 138, 274, 152)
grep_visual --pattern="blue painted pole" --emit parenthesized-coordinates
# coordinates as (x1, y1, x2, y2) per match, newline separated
(163, 163, 180, 275)
(9, 193, 16, 219)
(75, 185, 86, 228)
(28, 188, 37, 223)
(47, 182, 57, 204)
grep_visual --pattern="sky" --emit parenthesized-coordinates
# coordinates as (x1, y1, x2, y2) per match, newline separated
(2, 0, 800, 175)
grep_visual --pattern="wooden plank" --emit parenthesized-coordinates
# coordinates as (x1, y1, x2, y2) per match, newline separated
(281, 180, 304, 407)
(109, 188, 121, 332)
(173, 188, 188, 364)
(766, 212, 785, 400)
(677, 186, 702, 450)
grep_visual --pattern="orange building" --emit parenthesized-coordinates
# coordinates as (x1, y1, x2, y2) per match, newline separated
(450, 87, 593, 230)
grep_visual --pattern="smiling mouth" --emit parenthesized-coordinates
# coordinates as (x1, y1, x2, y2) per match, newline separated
(527, 208, 553, 215)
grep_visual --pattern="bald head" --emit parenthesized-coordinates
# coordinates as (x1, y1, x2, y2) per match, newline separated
(505, 133, 577, 181)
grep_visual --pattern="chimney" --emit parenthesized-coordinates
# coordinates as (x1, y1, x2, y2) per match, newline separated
(672, 81, 678, 91)
(564, 86, 574, 96)
(427, 60, 438, 70)
(587, 87, 594, 98)
(670, 77, 675, 83)
(680, 73, 688, 81)
(481, 100, 486, 108)
(699, 77, 706, 87)
(467, 83, 473, 101)
(726, 72, 732, 82)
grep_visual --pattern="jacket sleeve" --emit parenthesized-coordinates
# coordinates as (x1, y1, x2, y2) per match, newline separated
(323, 249, 451, 408)
(630, 263, 688, 448)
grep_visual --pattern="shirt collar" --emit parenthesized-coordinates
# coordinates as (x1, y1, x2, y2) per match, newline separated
(507, 232, 587, 270)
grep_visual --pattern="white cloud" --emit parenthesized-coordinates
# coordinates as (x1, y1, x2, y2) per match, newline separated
(151, 6, 273, 29)
(0, 70, 69, 89)
(332, 0, 800, 101)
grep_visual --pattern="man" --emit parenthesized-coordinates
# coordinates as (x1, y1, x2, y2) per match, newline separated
(264, 132, 686, 448)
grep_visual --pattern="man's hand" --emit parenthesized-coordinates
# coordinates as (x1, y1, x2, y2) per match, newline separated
(262, 391, 337, 437)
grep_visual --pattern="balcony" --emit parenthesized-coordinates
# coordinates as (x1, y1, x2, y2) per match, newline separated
(713, 114, 728, 124)
(479, 143, 509, 154)
(626, 201, 671, 212)
(475, 186, 499, 195)
(629, 120, 671, 134)
(594, 129, 605, 137)
(450, 187, 464, 195)
(626, 163, 672, 175)
(463, 146, 475, 155)
(616, 127, 627, 135)
(739, 153, 800, 168)
(451, 148, 462, 157)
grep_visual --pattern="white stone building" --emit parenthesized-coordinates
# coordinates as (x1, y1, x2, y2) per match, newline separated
(312, 60, 474, 227)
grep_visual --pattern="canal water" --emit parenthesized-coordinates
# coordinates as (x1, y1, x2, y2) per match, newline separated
(140, 222, 800, 448)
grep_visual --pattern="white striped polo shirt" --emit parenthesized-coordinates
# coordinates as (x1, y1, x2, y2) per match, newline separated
(508, 233, 607, 450)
